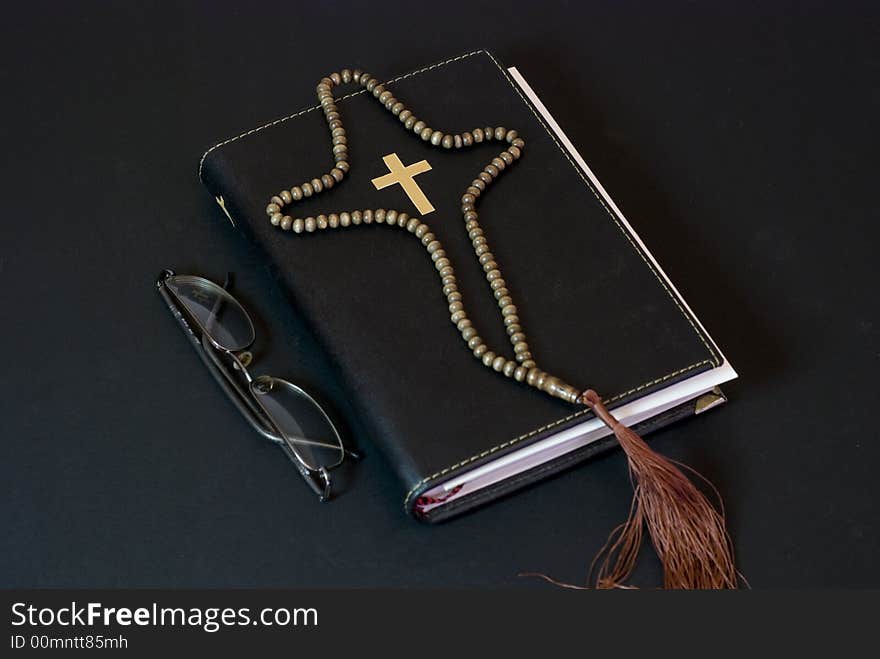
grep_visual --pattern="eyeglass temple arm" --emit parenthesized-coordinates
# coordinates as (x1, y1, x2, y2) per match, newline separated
(157, 272, 282, 444)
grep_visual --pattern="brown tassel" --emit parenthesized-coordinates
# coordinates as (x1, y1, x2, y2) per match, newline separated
(580, 389, 739, 589)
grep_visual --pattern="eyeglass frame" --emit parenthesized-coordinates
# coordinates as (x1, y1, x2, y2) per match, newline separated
(156, 269, 358, 501)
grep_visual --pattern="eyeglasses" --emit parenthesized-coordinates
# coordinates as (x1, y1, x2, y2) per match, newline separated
(157, 269, 357, 501)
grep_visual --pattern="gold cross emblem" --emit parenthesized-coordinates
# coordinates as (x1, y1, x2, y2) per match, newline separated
(371, 153, 435, 215)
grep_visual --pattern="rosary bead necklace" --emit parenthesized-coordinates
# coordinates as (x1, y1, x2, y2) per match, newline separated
(265, 68, 582, 406)
(263, 67, 739, 590)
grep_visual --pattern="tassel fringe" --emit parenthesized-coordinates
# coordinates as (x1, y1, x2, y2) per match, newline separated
(581, 389, 738, 589)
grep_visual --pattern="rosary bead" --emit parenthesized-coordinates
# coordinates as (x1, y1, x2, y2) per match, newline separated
(506, 129, 518, 142)
(512, 137, 525, 148)
(269, 213, 282, 226)
(495, 287, 510, 301)
(366, 78, 378, 92)
(372, 83, 385, 97)
(472, 128, 484, 142)
(336, 160, 350, 173)
(385, 209, 397, 225)
(397, 211, 409, 227)
(448, 291, 462, 303)
(467, 186, 481, 198)
(311, 178, 324, 194)
(492, 355, 506, 372)
(461, 326, 477, 341)
(492, 157, 507, 171)
(479, 253, 495, 266)
(503, 360, 517, 377)
(404, 115, 417, 130)
(442, 135, 454, 149)
(332, 135, 347, 146)
(499, 151, 514, 166)
(267, 203, 280, 215)
(329, 72, 341, 85)
(280, 190, 293, 204)
(495, 127, 507, 141)
(293, 218, 304, 233)
(341, 69, 352, 83)
(462, 131, 474, 146)
(506, 322, 521, 336)
(420, 126, 433, 141)
(461, 193, 476, 205)
(352, 69, 362, 83)
(484, 126, 494, 140)
(521, 359, 536, 369)
(475, 244, 490, 256)
(330, 168, 344, 182)
(379, 90, 392, 104)
(456, 317, 471, 331)
(399, 109, 412, 122)
(406, 217, 420, 232)
(439, 265, 454, 277)
(339, 211, 351, 227)
(510, 332, 526, 344)
(351, 210, 362, 224)
(449, 301, 464, 314)
(375, 209, 386, 223)
(507, 146, 521, 161)
(391, 102, 405, 115)
(468, 228, 484, 241)
(420, 232, 435, 245)
(332, 144, 348, 157)
(451, 309, 467, 323)
(478, 171, 493, 184)
(482, 260, 498, 273)
(321, 174, 335, 189)
(502, 304, 518, 316)
(513, 341, 529, 355)
(270, 195, 284, 207)
(287, 186, 301, 201)
(514, 366, 527, 382)
(464, 210, 478, 221)
(430, 130, 444, 146)
(363, 209, 373, 223)
(442, 282, 458, 296)
(481, 351, 497, 367)
(468, 336, 484, 351)
(526, 368, 540, 386)
(413, 120, 427, 134)
(503, 314, 520, 328)
(317, 214, 328, 229)
(304, 217, 316, 232)
(453, 135, 463, 148)
(485, 164, 499, 178)
(301, 182, 313, 197)
(328, 213, 339, 228)
(486, 269, 501, 281)
(426, 239, 441, 253)
(441, 274, 456, 286)
(280, 216, 292, 231)
(434, 257, 450, 271)
(473, 343, 488, 358)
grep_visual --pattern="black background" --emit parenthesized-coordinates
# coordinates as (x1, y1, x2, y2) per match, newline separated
(2, 1, 877, 588)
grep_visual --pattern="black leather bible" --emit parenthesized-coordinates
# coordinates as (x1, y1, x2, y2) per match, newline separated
(199, 50, 736, 521)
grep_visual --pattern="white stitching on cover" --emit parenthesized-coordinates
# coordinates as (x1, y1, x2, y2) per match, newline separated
(197, 50, 484, 181)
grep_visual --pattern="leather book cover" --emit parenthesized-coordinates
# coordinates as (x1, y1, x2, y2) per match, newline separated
(199, 49, 726, 521)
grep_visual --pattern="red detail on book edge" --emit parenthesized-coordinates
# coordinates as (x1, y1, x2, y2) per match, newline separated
(414, 484, 464, 516)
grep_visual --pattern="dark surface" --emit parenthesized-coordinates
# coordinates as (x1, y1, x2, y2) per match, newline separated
(2, 1, 877, 587)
